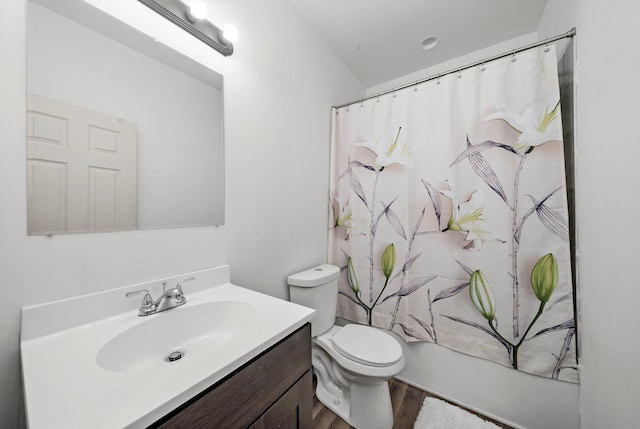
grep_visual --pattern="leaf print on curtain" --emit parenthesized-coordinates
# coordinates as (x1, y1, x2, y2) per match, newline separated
(328, 45, 578, 383)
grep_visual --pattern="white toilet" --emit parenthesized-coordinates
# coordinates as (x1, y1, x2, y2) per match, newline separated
(288, 264, 405, 429)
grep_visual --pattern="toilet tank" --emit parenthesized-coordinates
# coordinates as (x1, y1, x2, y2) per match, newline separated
(287, 264, 340, 337)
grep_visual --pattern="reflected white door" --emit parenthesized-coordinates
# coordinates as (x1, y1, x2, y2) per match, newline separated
(27, 95, 137, 234)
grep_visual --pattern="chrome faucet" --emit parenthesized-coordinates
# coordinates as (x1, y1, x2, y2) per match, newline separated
(126, 277, 195, 316)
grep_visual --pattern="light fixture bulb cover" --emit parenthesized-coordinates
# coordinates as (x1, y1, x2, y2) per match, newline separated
(187, 0, 208, 21)
(222, 24, 238, 42)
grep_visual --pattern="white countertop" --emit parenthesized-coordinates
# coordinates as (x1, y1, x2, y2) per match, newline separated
(21, 266, 315, 428)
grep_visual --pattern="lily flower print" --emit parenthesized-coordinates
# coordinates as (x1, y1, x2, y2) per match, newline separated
(484, 97, 562, 151)
(439, 185, 504, 251)
(354, 127, 412, 170)
(469, 270, 496, 322)
(331, 193, 363, 240)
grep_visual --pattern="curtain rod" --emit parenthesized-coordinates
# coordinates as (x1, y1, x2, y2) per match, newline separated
(333, 27, 576, 110)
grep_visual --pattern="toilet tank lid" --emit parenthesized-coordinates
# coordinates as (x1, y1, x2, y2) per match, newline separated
(287, 264, 340, 287)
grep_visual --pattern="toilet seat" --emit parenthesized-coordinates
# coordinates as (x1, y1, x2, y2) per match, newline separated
(314, 326, 405, 379)
(331, 324, 403, 367)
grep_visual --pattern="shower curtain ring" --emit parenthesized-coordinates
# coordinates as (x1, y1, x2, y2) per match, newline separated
(544, 39, 550, 52)
(511, 50, 517, 62)
(436, 74, 441, 85)
(480, 62, 486, 71)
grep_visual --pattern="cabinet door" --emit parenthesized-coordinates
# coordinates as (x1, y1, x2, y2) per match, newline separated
(249, 370, 313, 429)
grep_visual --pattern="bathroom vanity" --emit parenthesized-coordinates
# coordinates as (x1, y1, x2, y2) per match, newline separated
(20, 266, 315, 428)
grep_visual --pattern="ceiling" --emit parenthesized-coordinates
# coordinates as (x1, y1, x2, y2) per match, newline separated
(290, 0, 549, 88)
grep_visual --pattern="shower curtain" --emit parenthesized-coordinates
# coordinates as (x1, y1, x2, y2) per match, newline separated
(328, 45, 577, 383)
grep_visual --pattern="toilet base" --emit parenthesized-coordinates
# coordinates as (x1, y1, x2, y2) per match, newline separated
(315, 375, 351, 424)
(316, 379, 394, 429)
(312, 343, 395, 429)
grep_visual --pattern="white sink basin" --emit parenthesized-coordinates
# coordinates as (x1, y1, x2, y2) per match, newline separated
(96, 300, 257, 373)
(20, 266, 315, 429)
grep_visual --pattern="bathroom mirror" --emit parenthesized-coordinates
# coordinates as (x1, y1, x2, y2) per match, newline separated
(26, 0, 224, 235)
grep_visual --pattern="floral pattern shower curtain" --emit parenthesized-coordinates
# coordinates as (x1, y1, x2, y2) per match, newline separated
(329, 45, 577, 382)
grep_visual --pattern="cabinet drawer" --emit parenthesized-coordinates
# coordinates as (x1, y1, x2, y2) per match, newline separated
(152, 323, 311, 429)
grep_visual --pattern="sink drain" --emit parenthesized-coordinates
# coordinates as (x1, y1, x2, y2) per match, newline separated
(165, 351, 185, 362)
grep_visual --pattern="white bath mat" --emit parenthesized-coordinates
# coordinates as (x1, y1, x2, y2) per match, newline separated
(413, 397, 501, 429)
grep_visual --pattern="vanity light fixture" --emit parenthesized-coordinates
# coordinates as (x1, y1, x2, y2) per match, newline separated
(137, 0, 234, 56)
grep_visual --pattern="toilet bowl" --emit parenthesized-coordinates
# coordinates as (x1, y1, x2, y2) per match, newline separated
(287, 265, 405, 429)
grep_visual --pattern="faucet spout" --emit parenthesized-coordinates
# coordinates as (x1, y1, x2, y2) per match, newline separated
(154, 287, 186, 312)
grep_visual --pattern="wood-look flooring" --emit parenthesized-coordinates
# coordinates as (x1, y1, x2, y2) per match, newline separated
(312, 378, 512, 429)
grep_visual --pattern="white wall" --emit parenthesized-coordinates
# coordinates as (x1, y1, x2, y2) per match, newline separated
(221, 0, 365, 299)
(364, 33, 580, 429)
(0, 1, 363, 427)
(540, 1, 640, 428)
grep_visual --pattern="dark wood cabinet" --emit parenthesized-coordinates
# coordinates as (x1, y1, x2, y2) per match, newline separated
(151, 324, 312, 429)
(248, 371, 312, 429)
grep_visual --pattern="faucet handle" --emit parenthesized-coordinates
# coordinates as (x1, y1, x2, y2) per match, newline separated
(176, 277, 196, 294)
(126, 289, 156, 316)
(125, 289, 153, 306)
